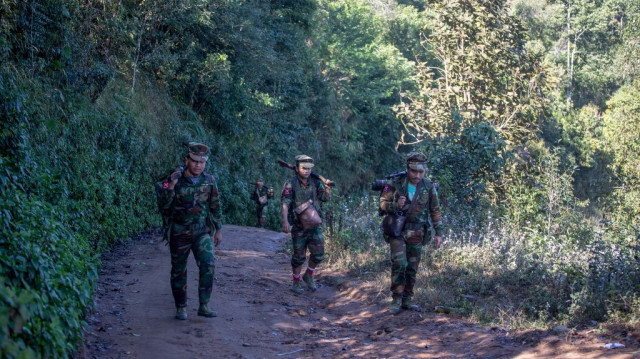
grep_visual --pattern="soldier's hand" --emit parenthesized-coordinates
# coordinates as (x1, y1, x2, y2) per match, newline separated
(168, 170, 181, 189)
(214, 230, 222, 247)
(434, 235, 442, 249)
(397, 195, 407, 209)
(282, 220, 290, 234)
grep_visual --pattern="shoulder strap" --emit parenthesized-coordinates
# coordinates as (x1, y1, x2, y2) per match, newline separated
(406, 179, 423, 214)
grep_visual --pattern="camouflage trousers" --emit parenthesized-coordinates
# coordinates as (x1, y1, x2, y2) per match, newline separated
(169, 223, 215, 308)
(255, 203, 267, 219)
(389, 232, 423, 298)
(291, 225, 324, 268)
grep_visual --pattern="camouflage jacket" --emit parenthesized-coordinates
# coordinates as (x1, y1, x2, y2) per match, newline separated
(379, 174, 443, 236)
(281, 176, 330, 224)
(250, 185, 270, 207)
(157, 172, 222, 231)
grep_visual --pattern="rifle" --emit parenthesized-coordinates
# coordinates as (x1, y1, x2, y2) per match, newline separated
(157, 164, 185, 183)
(277, 159, 336, 187)
(371, 170, 407, 192)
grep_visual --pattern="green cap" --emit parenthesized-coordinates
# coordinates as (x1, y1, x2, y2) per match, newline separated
(187, 142, 210, 162)
(295, 154, 314, 169)
(406, 151, 427, 171)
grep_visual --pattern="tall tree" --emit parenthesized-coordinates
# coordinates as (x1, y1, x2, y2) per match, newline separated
(312, 0, 418, 185)
(398, 0, 549, 146)
(513, 0, 627, 109)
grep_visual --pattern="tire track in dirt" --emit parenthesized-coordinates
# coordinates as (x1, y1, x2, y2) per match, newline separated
(79, 225, 638, 358)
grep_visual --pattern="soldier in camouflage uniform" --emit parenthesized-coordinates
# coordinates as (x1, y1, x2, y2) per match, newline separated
(250, 178, 273, 228)
(281, 155, 332, 294)
(157, 143, 223, 320)
(379, 152, 443, 314)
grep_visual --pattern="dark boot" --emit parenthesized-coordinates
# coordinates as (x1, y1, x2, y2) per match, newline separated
(402, 296, 421, 311)
(175, 307, 187, 320)
(197, 303, 218, 318)
(291, 280, 303, 294)
(389, 296, 402, 315)
(302, 272, 317, 292)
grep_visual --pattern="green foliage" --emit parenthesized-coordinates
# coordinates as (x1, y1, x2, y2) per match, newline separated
(513, 0, 630, 109)
(384, 4, 435, 64)
(602, 81, 640, 224)
(557, 105, 603, 167)
(1, 0, 639, 352)
(614, 0, 640, 81)
(399, 0, 549, 144)
(323, 193, 387, 272)
(0, 157, 97, 359)
(0, 65, 191, 356)
(460, 122, 507, 179)
(313, 0, 419, 186)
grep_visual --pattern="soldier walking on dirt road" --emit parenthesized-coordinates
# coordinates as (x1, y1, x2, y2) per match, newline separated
(378, 152, 444, 314)
(281, 155, 332, 294)
(250, 178, 273, 228)
(156, 143, 223, 320)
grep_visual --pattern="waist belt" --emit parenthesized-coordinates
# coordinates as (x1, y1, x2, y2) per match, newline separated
(171, 221, 207, 233)
(404, 222, 425, 231)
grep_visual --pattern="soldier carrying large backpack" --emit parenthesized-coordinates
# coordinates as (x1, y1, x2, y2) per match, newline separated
(377, 152, 444, 314)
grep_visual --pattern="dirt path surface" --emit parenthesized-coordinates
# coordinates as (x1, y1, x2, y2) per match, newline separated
(81, 225, 638, 358)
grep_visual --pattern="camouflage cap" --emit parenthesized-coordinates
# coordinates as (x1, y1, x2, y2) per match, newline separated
(406, 151, 428, 171)
(295, 154, 314, 169)
(187, 142, 210, 162)
(256, 178, 264, 183)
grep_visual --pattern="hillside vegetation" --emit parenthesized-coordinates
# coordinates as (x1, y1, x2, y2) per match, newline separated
(1, 0, 638, 357)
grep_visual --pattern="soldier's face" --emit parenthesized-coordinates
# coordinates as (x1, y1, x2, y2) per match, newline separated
(257, 181, 264, 188)
(185, 158, 206, 177)
(296, 164, 311, 180)
(407, 167, 425, 185)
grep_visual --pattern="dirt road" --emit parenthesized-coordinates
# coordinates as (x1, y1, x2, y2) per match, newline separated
(80, 225, 638, 358)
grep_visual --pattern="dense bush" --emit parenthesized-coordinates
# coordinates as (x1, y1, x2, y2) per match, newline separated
(0, 156, 97, 358)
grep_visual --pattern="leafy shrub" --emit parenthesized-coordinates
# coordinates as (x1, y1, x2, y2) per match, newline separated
(0, 157, 97, 359)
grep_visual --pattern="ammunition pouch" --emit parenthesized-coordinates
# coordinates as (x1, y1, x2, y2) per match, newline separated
(381, 212, 407, 238)
(294, 199, 323, 231)
(404, 229, 423, 245)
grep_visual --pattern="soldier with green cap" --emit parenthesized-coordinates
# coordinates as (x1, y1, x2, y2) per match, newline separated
(157, 142, 223, 320)
(250, 178, 274, 228)
(281, 155, 332, 294)
(378, 152, 444, 314)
